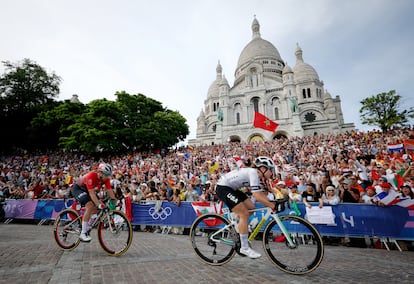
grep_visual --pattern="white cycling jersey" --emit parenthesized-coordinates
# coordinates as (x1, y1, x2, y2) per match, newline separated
(217, 168, 262, 192)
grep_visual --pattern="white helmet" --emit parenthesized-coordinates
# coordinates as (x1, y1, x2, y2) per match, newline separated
(98, 163, 112, 176)
(254, 156, 275, 169)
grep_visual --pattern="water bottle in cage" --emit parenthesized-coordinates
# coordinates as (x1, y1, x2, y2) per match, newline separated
(248, 217, 259, 232)
(88, 213, 98, 228)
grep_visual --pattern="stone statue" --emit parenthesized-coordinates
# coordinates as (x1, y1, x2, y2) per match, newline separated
(289, 96, 298, 113)
(217, 107, 224, 122)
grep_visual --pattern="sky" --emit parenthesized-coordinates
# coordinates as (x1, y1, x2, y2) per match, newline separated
(1, 0, 413, 142)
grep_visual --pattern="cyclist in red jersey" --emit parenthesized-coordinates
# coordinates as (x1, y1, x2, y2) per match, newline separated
(71, 163, 116, 242)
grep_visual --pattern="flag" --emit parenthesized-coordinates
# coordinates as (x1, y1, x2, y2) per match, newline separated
(404, 139, 414, 152)
(374, 190, 400, 206)
(387, 143, 404, 152)
(234, 156, 244, 169)
(253, 112, 278, 132)
(208, 161, 219, 174)
(65, 174, 73, 185)
(395, 198, 414, 210)
(393, 173, 404, 190)
(191, 201, 224, 226)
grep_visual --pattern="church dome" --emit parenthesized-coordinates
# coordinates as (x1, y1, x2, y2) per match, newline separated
(207, 61, 223, 98)
(282, 63, 293, 74)
(236, 17, 282, 71)
(293, 44, 319, 82)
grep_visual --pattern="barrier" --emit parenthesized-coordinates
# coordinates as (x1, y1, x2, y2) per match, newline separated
(3, 199, 414, 240)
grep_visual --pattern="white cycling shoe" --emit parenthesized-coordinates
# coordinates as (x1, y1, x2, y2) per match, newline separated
(79, 233, 92, 242)
(239, 247, 261, 259)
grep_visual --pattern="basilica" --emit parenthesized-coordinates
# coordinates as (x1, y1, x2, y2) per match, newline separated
(189, 17, 354, 146)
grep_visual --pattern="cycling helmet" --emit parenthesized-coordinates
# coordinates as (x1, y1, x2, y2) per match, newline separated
(254, 156, 275, 169)
(98, 163, 112, 177)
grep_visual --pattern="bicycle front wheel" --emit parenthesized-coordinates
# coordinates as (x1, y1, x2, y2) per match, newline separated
(190, 213, 237, 266)
(53, 208, 81, 251)
(97, 210, 133, 256)
(263, 215, 324, 275)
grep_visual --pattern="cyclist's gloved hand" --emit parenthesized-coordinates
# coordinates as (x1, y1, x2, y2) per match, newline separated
(97, 202, 106, 210)
(272, 200, 286, 213)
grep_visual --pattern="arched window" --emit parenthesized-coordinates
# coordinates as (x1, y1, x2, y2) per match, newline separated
(302, 89, 306, 99)
(252, 98, 259, 112)
(307, 88, 311, 98)
(234, 103, 242, 125)
(274, 108, 279, 120)
(272, 97, 280, 105)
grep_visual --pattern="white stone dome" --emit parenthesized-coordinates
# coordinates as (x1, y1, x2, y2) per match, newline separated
(282, 63, 293, 74)
(293, 44, 319, 82)
(236, 17, 282, 71)
(207, 61, 223, 98)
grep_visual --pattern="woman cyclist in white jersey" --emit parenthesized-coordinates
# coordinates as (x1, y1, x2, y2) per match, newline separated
(215, 156, 280, 259)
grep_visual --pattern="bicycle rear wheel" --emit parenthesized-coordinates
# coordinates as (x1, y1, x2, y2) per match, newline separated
(97, 210, 133, 256)
(190, 213, 237, 265)
(263, 215, 324, 275)
(53, 208, 81, 251)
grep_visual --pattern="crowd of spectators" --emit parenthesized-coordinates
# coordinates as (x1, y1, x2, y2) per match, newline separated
(1, 128, 414, 209)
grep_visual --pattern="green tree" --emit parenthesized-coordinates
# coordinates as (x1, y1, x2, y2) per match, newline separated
(0, 58, 61, 152)
(359, 90, 414, 132)
(58, 92, 189, 153)
(30, 101, 86, 150)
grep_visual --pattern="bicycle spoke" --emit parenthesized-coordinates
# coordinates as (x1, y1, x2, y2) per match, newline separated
(53, 209, 81, 251)
(98, 210, 133, 256)
(263, 215, 324, 275)
(190, 213, 236, 265)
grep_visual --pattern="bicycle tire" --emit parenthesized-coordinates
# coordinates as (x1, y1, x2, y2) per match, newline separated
(189, 213, 237, 265)
(97, 210, 133, 256)
(263, 215, 324, 275)
(53, 208, 81, 251)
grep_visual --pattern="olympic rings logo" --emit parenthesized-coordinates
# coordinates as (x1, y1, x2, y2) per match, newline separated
(148, 206, 172, 220)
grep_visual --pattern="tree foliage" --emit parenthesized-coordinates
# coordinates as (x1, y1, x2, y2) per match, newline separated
(0, 59, 189, 154)
(0, 59, 61, 152)
(359, 90, 414, 132)
(56, 92, 189, 153)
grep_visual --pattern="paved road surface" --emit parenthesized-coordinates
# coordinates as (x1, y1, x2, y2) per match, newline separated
(0, 224, 413, 284)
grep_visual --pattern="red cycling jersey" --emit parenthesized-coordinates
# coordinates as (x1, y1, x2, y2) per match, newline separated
(77, 171, 111, 191)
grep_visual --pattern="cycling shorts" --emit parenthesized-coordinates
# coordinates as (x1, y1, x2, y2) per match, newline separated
(71, 184, 92, 206)
(215, 185, 248, 211)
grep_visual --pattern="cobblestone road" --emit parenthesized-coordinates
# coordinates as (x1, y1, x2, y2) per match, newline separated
(0, 224, 413, 284)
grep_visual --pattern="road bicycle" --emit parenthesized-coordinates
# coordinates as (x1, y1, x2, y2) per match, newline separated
(53, 198, 133, 256)
(189, 198, 324, 275)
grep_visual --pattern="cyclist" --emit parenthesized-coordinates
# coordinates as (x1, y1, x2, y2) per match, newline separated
(215, 156, 282, 259)
(71, 162, 117, 242)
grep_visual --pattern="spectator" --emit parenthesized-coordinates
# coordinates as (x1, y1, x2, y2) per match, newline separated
(184, 183, 199, 202)
(400, 185, 414, 199)
(362, 186, 377, 204)
(302, 183, 323, 208)
(321, 185, 340, 205)
(339, 179, 360, 203)
(288, 184, 302, 202)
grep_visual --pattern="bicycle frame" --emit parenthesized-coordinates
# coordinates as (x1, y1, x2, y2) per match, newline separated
(213, 206, 295, 248)
(248, 207, 295, 247)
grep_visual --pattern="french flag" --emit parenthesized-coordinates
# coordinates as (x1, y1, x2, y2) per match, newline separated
(387, 143, 404, 152)
(396, 198, 414, 210)
(375, 190, 400, 206)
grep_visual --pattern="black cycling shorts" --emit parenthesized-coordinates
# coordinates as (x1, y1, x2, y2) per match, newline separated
(71, 184, 91, 206)
(215, 185, 248, 211)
